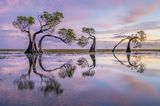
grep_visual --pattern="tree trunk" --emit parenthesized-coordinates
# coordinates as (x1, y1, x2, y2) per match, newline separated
(25, 34, 35, 54)
(38, 35, 64, 53)
(112, 38, 127, 52)
(25, 34, 39, 54)
(33, 41, 38, 53)
(38, 35, 46, 53)
(126, 53, 132, 65)
(89, 37, 96, 53)
(126, 39, 132, 53)
(89, 53, 96, 67)
(25, 39, 33, 54)
(25, 41, 39, 54)
(25, 54, 34, 76)
(32, 35, 39, 53)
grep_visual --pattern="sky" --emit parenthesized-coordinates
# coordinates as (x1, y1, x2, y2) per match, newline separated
(0, 0, 160, 49)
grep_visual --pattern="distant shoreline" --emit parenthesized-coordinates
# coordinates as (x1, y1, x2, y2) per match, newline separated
(0, 49, 160, 53)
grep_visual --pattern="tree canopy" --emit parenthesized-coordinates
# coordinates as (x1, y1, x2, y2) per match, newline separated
(77, 27, 96, 46)
(38, 11, 64, 33)
(128, 30, 146, 48)
(82, 27, 95, 35)
(58, 28, 76, 44)
(13, 11, 96, 54)
(112, 30, 147, 53)
(13, 16, 35, 33)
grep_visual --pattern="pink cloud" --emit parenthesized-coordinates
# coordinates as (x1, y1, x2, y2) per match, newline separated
(121, 2, 159, 23)
(0, 0, 32, 14)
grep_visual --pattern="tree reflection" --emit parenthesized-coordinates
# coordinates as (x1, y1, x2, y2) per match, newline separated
(58, 63, 76, 78)
(13, 74, 35, 90)
(113, 53, 146, 73)
(40, 78, 63, 96)
(77, 53, 96, 77)
(14, 53, 96, 95)
(14, 54, 63, 96)
(13, 54, 36, 90)
(38, 54, 76, 78)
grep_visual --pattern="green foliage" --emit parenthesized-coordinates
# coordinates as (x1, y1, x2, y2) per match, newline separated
(82, 27, 95, 35)
(133, 31, 146, 48)
(40, 11, 64, 32)
(137, 30, 146, 41)
(126, 30, 147, 48)
(13, 11, 64, 34)
(77, 36, 89, 47)
(77, 27, 95, 47)
(13, 16, 35, 32)
(58, 28, 76, 44)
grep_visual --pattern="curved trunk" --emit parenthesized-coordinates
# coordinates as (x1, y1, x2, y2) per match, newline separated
(126, 39, 132, 53)
(38, 35, 46, 53)
(38, 54, 61, 72)
(25, 39, 33, 54)
(25, 54, 39, 78)
(112, 38, 127, 52)
(89, 53, 96, 67)
(126, 53, 140, 67)
(25, 41, 39, 54)
(25, 34, 33, 53)
(89, 36, 96, 53)
(112, 52, 129, 67)
(126, 53, 132, 66)
(38, 35, 64, 53)
(126, 37, 140, 53)
(25, 54, 33, 77)
(32, 35, 39, 53)
(25, 33, 39, 54)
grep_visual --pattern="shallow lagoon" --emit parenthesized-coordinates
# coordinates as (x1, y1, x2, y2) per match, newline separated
(0, 52, 160, 106)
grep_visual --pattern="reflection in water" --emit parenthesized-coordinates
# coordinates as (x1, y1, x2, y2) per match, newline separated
(14, 74, 35, 90)
(1, 53, 160, 106)
(39, 54, 76, 79)
(40, 78, 63, 96)
(13, 54, 64, 96)
(14, 53, 96, 95)
(58, 63, 76, 79)
(77, 54, 96, 77)
(113, 52, 146, 73)
(13, 54, 36, 90)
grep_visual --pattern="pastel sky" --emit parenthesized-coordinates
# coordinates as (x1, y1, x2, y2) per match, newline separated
(0, 0, 160, 49)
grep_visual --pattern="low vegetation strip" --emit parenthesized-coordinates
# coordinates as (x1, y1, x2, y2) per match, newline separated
(0, 49, 160, 54)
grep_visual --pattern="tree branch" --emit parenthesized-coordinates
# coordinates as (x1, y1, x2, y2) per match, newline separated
(88, 36, 94, 40)
(38, 55, 66, 72)
(112, 38, 128, 52)
(88, 33, 95, 38)
(38, 34, 66, 53)
(38, 15, 43, 31)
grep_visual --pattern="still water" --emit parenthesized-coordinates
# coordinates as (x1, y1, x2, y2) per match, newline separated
(0, 52, 160, 106)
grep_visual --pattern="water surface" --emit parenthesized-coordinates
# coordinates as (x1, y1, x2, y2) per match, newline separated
(0, 52, 160, 106)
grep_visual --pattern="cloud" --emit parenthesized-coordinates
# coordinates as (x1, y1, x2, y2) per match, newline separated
(112, 33, 128, 38)
(0, 24, 22, 37)
(0, 0, 22, 13)
(0, 0, 160, 49)
(96, 20, 160, 34)
(94, 0, 160, 29)
(121, 4, 158, 23)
